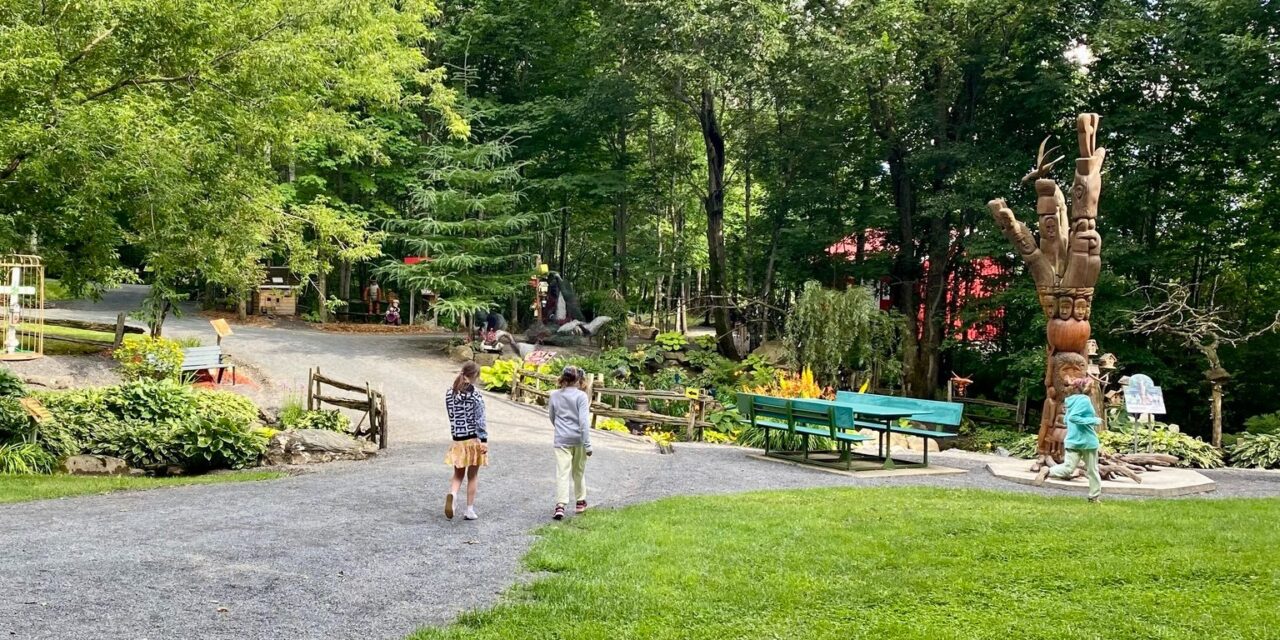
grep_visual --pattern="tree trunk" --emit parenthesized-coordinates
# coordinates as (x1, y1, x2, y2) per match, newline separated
(695, 88, 738, 358)
(558, 202, 569, 275)
(339, 260, 352, 304)
(1210, 382, 1223, 448)
(884, 145, 921, 394)
(150, 301, 171, 339)
(315, 273, 329, 323)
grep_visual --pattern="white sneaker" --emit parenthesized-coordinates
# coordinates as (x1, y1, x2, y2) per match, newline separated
(464, 506, 478, 520)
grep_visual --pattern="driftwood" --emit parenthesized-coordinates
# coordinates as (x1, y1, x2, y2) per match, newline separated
(1032, 450, 1178, 485)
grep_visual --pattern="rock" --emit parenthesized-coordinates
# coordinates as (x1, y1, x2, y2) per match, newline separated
(631, 325, 659, 340)
(474, 353, 500, 367)
(258, 406, 280, 426)
(263, 429, 377, 466)
(447, 344, 474, 362)
(664, 351, 689, 364)
(655, 441, 675, 454)
(163, 465, 187, 477)
(60, 455, 130, 476)
(21, 375, 72, 390)
(515, 342, 537, 359)
(750, 341, 789, 366)
(995, 447, 1012, 457)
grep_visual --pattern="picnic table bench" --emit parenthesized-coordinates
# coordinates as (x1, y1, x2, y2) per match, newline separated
(738, 391, 964, 469)
(833, 391, 962, 466)
(738, 393, 874, 471)
(181, 346, 236, 385)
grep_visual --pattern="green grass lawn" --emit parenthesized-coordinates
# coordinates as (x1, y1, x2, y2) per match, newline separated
(0, 471, 285, 504)
(412, 488, 1280, 640)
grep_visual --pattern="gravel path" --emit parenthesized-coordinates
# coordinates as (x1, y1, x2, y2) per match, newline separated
(3, 286, 1279, 640)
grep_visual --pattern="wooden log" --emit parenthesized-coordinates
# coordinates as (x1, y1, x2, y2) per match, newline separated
(41, 334, 112, 347)
(46, 317, 145, 335)
(113, 313, 127, 349)
(1115, 453, 1178, 467)
(312, 394, 375, 411)
(377, 391, 389, 449)
(312, 373, 368, 394)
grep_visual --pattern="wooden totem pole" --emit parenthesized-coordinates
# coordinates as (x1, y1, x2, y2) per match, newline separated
(989, 113, 1105, 469)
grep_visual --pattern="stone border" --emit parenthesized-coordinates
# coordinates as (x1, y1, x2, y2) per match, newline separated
(987, 461, 1217, 497)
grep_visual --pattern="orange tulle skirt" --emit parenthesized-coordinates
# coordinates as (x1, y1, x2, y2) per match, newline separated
(445, 439, 488, 468)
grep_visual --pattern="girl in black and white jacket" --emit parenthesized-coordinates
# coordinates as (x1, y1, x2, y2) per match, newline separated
(443, 361, 487, 521)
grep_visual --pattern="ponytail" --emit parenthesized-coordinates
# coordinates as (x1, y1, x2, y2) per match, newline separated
(557, 366, 582, 389)
(454, 361, 480, 394)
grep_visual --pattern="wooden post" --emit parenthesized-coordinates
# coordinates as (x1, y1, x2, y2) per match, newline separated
(510, 368, 523, 403)
(378, 391, 389, 449)
(306, 368, 315, 410)
(1016, 395, 1028, 432)
(685, 400, 697, 441)
(112, 313, 127, 349)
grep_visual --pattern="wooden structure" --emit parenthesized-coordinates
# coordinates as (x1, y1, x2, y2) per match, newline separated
(38, 314, 143, 351)
(989, 113, 1106, 468)
(307, 368, 388, 449)
(0, 254, 44, 361)
(945, 378, 1034, 431)
(252, 267, 300, 317)
(510, 367, 715, 440)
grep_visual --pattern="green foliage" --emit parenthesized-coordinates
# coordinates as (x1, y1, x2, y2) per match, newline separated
(654, 332, 688, 352)
(378, 140, 549, 314)
(786, 282, 903, 386)
(593, 292, 629, 351)
(693, 335, 718, 351)
(479, 359, 523, 392)
(174, 336, 204, 348)
(0, 368, 26, 398)
(954, 426, 1028, 454)
(29, 382, 265, 471)
(177, 417, 268, 471)
(113, 337, 185, 381)
(595, 418, 630, 434)
(1244, 412, 1280, 436)
(1102, 421, 1225, 469)
(103, 380, 196, 425)
(0, 471, 284, 504)
(284, 410, 351, 433)
(278, 395, 307, 428)
(194, 391, 260, 431)
(0, 443, 55, 475)
(1226, 434, 1280, 470)
(0, 397, 29, 440)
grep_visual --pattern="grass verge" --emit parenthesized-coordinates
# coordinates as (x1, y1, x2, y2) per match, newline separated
(411, 487, 1280, 640)
(0, 471, 285, 504)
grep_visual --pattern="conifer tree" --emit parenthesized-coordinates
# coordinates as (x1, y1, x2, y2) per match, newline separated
(379, 140, 548, 320)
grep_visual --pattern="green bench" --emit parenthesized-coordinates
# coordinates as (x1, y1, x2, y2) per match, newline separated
(834, 391, 962, 465)
(737, 393, 873, 470)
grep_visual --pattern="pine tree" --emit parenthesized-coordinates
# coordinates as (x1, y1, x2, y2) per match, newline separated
(379, 140, 548, 320)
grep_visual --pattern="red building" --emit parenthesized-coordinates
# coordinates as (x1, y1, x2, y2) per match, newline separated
(828, 232, 1004, 343)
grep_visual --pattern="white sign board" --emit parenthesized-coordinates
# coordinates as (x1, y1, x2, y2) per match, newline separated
(1124, 373, 1166, 415)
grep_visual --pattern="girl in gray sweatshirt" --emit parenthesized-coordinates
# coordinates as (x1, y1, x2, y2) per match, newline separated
(548, 366, 592, 520)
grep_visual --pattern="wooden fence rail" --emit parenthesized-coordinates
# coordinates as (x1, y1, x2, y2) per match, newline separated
(510, 367, 714, 440)
(308, 368, 388, 449)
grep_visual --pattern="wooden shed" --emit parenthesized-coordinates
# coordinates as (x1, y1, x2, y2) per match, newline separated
(252, 267, 301, 316)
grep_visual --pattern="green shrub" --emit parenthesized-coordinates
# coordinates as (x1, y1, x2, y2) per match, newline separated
(194, 391, 259, 429)
(1006, 427, 1224, 468)
(594, 291, 629, 350)
(480, 359, 522, 392)
(693, 334, 718, 350)
(0, 397, 30, 440)
(174, 336, 204, 348)
(955, 426, 1028, 453)
(0, 442, 55, 474)
(176, 416, 267, 470)
(595, 417, 630, 434)
(92, 420, 182, 467)
(103, 379, 196, 425)
(284, 409, 351, 433)
(0, 367, 26, 398)
(655, 331, 688, 352)
(113, 337, 185, 381)
(1227, 434, 1280, 469)
(1244, 412, 1280, 436)
(34, 387, 111, 447)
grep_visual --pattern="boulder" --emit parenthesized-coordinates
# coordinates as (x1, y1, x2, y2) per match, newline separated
(60, 455, 130, 476)
(263, 429, 377, 466)
(664, 351, 689, 364)
(447, 344, 474, 362)
(630, 325, 660, 340)
(750, 341, 789, 366)
(474, 353, 500, 367)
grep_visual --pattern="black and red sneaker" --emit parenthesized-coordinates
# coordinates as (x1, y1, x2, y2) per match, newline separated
(575, 500, 588, 514)
(553, 504, 566, 520)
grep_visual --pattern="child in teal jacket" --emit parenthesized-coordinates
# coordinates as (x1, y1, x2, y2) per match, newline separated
(1048, 388, 1104, 502)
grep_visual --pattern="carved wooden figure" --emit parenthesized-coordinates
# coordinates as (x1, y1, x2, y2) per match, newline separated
(989, 114, 1106, 470)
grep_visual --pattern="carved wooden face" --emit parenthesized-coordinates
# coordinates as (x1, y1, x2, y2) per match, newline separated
(1056, 296, 1073, 320)
(1016, 232, 1037, 256)
(1072, 298, 1090, 321)
(1041, 216, 1059, 241)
